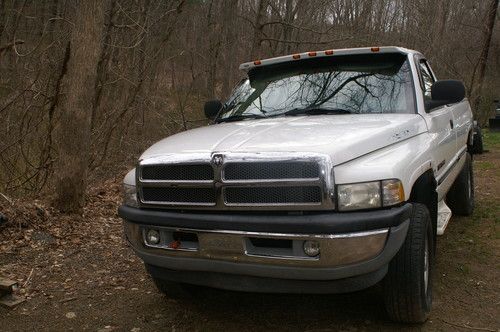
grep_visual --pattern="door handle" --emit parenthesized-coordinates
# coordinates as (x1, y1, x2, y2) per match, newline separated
(450, 119, 454, 129)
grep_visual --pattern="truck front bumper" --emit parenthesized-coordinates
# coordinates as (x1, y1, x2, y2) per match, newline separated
(119, 203, 412, 293)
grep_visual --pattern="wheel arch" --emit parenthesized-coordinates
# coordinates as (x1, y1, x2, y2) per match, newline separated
(468, 129, 474, 154)
(408, 169, 438, 244)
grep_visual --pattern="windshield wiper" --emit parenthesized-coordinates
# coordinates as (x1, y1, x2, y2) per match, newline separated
(216, 114, 267, 123)
(284, 107, 354, 116)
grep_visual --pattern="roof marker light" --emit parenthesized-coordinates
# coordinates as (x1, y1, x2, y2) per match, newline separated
(308, 51, 317, 57)
(325, 50, 334, 55)
(371, 47, 380, 52)
(292, 54, 300, 59)
(253, 60, 262, 65)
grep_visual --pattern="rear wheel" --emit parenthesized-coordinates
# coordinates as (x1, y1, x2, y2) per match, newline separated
(471, 125, 484, 154)
(383, 203, 433, 323)
(447, 153, 474, 216)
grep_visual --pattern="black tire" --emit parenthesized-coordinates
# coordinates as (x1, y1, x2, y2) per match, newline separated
(471, 126, 484, 154)
(146, 264, 200, 299)
(153, 277, 192, 299)
(383, 203, 434, 323)
(446, 153, 474, 216)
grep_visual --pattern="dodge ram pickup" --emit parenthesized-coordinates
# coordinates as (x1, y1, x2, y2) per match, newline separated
(118, 46, 475, 323)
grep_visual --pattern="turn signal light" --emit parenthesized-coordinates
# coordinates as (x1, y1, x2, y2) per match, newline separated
(382, 179, 405, 206)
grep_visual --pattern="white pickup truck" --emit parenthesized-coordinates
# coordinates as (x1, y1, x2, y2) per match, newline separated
(119, 46, 475, 323)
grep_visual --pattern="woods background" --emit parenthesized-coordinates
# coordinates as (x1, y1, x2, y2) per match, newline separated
(0, 0, 498, 212)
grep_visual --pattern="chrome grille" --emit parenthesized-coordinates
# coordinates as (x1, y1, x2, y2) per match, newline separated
(224, 186, 322, 205)
(142, 187, 216, 205)
(223, 162, 319, 180)
(137, 153, 334, 210)
(141, 164, 213, 181)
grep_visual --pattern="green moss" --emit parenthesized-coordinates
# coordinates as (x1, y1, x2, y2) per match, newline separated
(482, 129, 500, 150)
(472, 199, 500, 224)
(456, 264, 471, 275)
(475, 161, 495, 170)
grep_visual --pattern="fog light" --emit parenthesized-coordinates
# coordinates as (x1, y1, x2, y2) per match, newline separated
(303, 240, 320, 257)
(146, 229, 160, 245)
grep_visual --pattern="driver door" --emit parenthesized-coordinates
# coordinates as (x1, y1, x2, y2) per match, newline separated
(418, 59, 456, 201)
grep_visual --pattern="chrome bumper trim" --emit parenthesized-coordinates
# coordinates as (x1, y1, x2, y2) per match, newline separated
(125, 222, 388, 268)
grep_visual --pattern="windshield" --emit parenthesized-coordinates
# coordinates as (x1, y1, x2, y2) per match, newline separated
(217, 53, 415, 122)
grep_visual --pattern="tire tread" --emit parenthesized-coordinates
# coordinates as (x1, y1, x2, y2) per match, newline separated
(383, 203, 432, 323)
(447, 153, 474, 216)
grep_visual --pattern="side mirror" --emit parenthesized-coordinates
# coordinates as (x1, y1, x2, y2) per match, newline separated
(427, 80, 466, 110)
(204, 100, 222, 120)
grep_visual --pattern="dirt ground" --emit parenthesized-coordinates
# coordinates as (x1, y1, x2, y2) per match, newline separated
(1, 134, 499, 332)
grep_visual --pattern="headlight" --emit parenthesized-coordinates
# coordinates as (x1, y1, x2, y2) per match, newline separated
(338, 181, 381, 211)
(123, 184, 139, 207)
(337, 179, 404, 211)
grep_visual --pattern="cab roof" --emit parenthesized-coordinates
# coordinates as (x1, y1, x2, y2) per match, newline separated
(239, 46, 420, 72)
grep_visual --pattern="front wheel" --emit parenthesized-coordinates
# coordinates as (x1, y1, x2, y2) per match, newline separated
(383, 203, 434, 323)
(146, 264, 201, 300)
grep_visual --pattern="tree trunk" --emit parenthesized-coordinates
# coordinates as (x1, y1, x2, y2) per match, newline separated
(91, 0, 116, 130)
(52, 0, 107, 213)
(205, 0, 220, 99)
(250, 0, 268, 59)
(282, 0, 295, 54)
(472, 0, 498, 112)
(0, 0, 5, 43)
(221, 0, 238, 98)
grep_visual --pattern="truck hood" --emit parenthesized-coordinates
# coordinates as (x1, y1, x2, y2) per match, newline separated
(140, 114, 428, 165)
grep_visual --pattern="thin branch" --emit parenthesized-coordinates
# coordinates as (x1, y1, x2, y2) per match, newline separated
(261, 20, 333, 35)
(0, 39, 24, 52)
(260, 36, 354, 45)
(439, 318, 497, 332)
(0, 192, 13, 205)
(236, 13, 257, 29)
(115, 1, 147, 33)
(104, 32, 146, 49)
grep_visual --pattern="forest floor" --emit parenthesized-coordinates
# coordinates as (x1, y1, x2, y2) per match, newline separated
(0, 132, 499, 332)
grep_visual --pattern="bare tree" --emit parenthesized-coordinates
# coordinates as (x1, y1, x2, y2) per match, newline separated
(471, 0, 499, 112)
(0, 0, 499, 204)
(52, 0, 107, 213)
(251, 0, 269, 59)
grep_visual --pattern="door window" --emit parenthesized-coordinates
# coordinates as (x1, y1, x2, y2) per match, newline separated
(418, 60, 434, 103)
